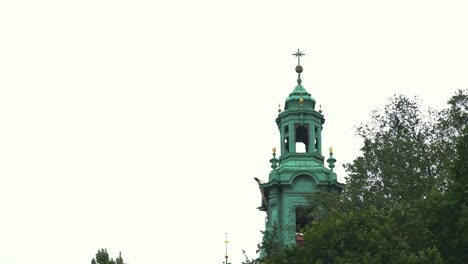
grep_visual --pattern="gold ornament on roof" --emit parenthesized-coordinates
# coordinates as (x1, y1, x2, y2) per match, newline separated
(272, 146, 276, 154)
(329, 146, 333, 154)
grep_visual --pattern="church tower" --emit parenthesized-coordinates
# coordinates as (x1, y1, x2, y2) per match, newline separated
(257, 50, 343, 252)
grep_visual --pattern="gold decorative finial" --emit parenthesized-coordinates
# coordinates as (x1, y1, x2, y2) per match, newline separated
(278, 103, 281, 113)
(299, 96, 304, 107)
(272, 146, 276, 154)
(329, 146, 333, 154)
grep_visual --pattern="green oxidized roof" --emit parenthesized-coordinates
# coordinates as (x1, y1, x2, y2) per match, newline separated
(284, 84, 316, 110)
(291, 84, 309, 95)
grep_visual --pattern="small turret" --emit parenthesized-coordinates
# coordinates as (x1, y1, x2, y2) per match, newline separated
(327, 147, 337, 171)
(269, 147, 279, 169)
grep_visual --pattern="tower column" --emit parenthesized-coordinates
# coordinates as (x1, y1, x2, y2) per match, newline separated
(317, 126, 322, 155)
(289, 123, 295, 153)
(280, 126, 285, 155)
(308, 122, 315, 153)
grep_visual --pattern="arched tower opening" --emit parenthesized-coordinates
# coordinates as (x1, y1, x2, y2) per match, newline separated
(295, 125, 309, 153)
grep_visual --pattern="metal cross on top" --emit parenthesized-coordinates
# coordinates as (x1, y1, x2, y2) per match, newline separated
(293, 49, 305, 65)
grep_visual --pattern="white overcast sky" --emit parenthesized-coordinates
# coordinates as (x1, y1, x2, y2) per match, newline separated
(1, 1, 467, 263)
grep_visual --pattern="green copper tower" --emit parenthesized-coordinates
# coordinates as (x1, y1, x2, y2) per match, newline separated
(257, 50, 343, 252)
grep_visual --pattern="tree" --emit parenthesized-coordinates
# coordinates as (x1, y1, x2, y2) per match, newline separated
(91, 249, 126, 264)
(344, 95, 441, 208)
(423, 131, 468, 264)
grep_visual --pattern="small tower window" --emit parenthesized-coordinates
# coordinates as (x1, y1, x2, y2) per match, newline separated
(284, 126, 289, 152)
(314, 126, 319, 152)
(295, 125, 309, 153)
(296, 206, 313, 232)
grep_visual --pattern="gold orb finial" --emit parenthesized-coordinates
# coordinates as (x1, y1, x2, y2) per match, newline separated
(272, 146, 276, 154)
(329, 146, 333, 154)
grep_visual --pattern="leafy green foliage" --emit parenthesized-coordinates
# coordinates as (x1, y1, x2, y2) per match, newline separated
(91, 249, 126, 264)
(425, 123, 468, 263)
(345, 95, 441, 208)
(257, 90, 467, 263)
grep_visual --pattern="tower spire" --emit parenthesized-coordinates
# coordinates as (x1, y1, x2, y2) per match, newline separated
(223, 232, 230, 264)
(293, 49, 305, 85)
